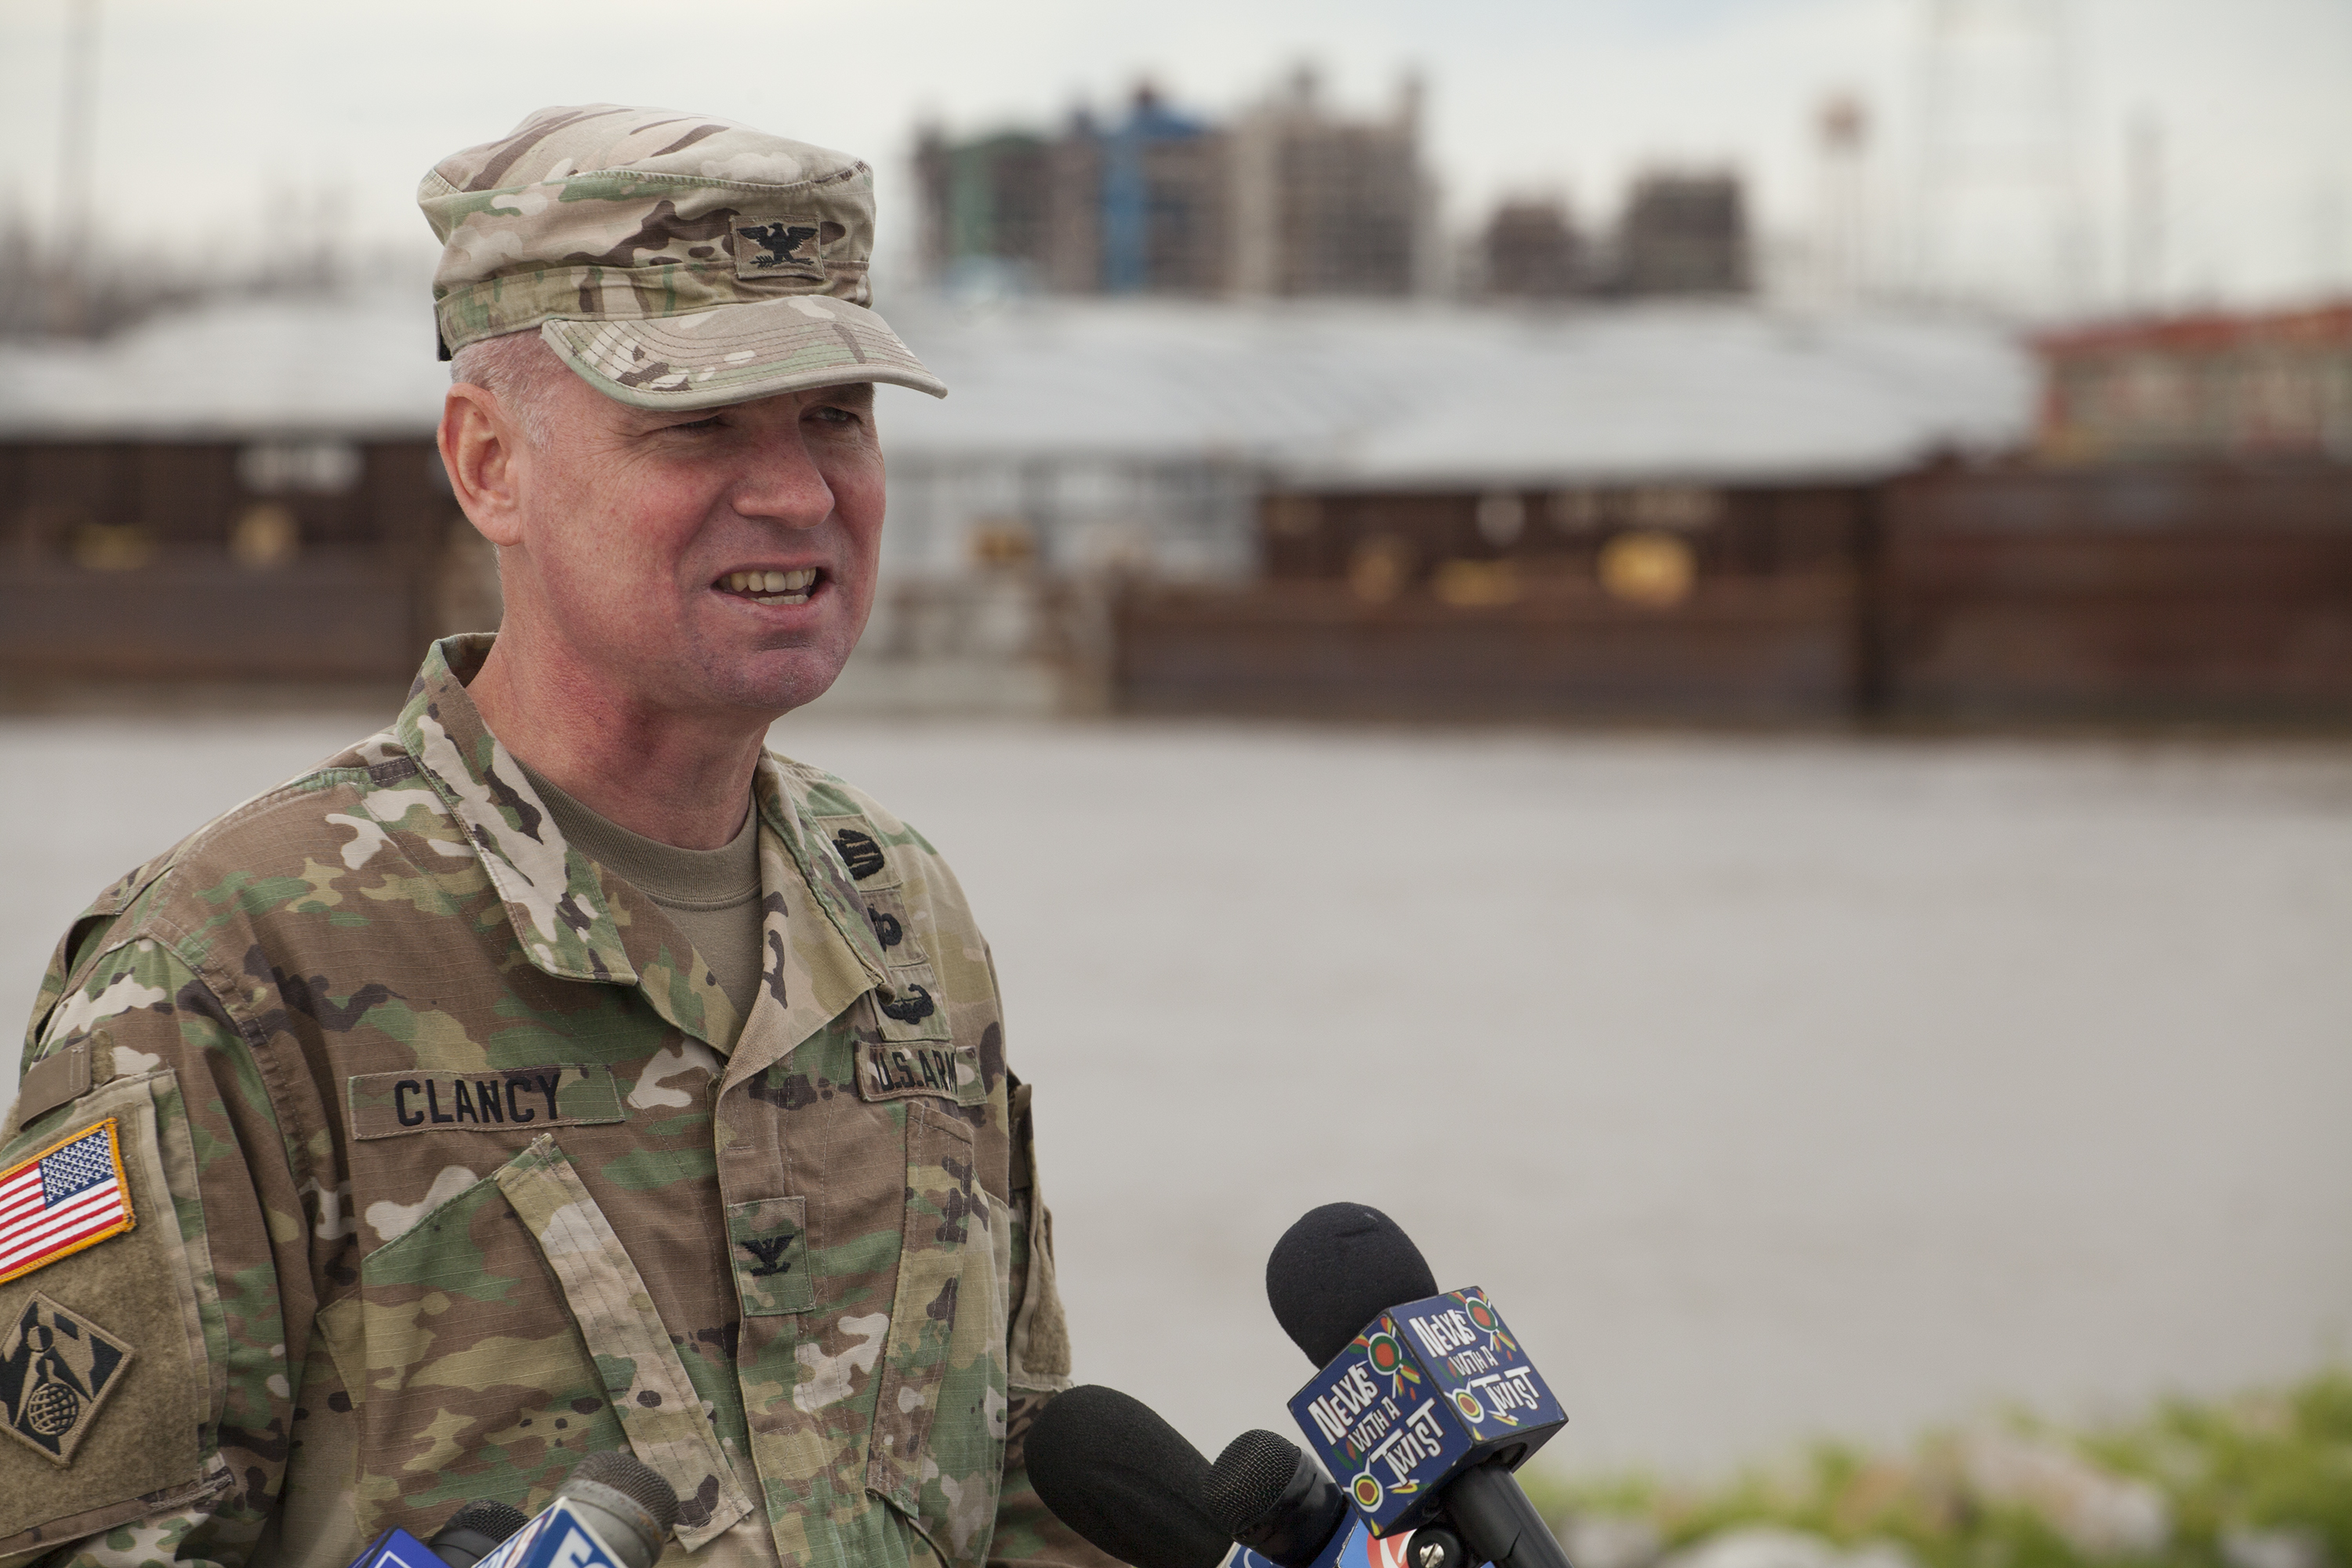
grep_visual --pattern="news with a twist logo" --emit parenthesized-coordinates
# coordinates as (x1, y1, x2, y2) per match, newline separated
(1286, 1289, 1565, 1534)
(1229, 1510, 1436, 1568)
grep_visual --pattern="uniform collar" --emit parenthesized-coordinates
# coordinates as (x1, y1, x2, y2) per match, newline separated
(397, 635, 890, 1052)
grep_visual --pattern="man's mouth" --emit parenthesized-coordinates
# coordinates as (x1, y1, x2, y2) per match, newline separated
(719, 568, 820, 606)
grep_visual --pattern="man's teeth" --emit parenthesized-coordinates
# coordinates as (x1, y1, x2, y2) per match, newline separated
(721, 568, 818, 602)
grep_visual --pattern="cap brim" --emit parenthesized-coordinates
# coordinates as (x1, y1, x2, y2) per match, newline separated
(539, 293, 946, 410)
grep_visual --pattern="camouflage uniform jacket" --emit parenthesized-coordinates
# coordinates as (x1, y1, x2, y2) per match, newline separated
(0, 636, 1091, 1568)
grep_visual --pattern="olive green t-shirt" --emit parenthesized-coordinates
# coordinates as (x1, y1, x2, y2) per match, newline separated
(517, 762, 763, 1021)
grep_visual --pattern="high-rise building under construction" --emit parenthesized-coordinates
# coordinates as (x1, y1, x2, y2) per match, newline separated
(915, 71, 1425, 298)
(1613, 173, 1750, 296)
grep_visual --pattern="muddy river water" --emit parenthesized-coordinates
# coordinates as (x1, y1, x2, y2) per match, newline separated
(5, 713, 2347, 1478)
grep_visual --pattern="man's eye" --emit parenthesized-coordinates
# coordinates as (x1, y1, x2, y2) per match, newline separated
(666, 416, 724, 434)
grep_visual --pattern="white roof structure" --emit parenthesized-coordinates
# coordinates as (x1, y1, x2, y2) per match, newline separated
(0, 291, 451, 441)
(882, 296, 2035, 487)
(0, 288, 2035, 486)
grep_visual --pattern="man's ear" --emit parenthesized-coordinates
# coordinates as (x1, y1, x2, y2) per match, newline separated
(440, 383, 525, 547)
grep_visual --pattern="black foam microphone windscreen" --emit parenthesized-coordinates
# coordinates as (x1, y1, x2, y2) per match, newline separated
(427, 1498, 530, 1567)
(1265, 1203, 1439, 1367)
(560, 1450, 679, 1568)
(1202, 1428, 1305, 1538)
(1025, 1385, 1233, 1568)
(1203, 1429, 1350, 1568)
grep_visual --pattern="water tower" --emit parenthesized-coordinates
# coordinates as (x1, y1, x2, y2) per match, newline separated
(1815, 92, 1871, 300)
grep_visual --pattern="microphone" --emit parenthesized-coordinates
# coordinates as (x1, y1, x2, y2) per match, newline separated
(467, 1450, 680, 1568)
(1203, 1428, 1349, 1568)
(346, 1451, 675, 1568)
(1205, 1428, 1466, 1568)
(1026, 1387, 1467, 1568)
(1268, 1204, 1573, 1568)
(1025, 1385, 1235, 1568)
(1265, 1203, 1438, 1367)
(429, 1501, 532, 1568)
(347, 1497, 530, 1568)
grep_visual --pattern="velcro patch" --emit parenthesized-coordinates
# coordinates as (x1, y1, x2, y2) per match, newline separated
(834, 829, 887, 880)
(727, 1196, 813, 1316)
(347, 1065, 624, 1140)
(9, 1040, 93, 1131)
(813, 816, 899, 887)
(0, 1293, 134, 1465)
(731, 216, 825, 282)
(0, 1120, 134, 1285)
(855, 1040, 984, 1107)
(862, 889, 927, 967)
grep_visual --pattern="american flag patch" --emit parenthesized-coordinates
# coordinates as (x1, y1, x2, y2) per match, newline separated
(0, 1120, 135, 1285)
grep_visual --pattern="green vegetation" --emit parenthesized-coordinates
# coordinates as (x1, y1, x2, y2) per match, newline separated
(1525, 1371, 2352, 1568)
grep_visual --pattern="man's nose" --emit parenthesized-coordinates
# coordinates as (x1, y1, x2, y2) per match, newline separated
(731, 430, 835, 527)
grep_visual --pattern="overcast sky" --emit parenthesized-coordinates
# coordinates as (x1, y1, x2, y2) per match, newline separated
(3, 0, 2348, 312)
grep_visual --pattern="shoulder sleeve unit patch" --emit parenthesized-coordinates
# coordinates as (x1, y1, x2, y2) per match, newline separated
(0, 1120, 134, 1285)
(0, 1293, 135, 1465)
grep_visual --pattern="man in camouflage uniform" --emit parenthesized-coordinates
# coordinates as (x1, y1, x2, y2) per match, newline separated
(1, 107, 1105, 1568)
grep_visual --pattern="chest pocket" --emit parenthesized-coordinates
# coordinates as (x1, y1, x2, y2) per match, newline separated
(865, 1099, 1009, 1566)
(349, 1135, 753, 1549)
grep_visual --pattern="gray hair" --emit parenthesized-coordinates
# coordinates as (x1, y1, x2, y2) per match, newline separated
(448, 330, 562, 448)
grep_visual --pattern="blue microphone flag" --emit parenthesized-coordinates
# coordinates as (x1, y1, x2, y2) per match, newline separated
(349, 1530, 448, 1568)
(1229, 1511, 1491, 1568)
(1285, 1288, 1565, 1535)
(471, 1499, 632, 1568)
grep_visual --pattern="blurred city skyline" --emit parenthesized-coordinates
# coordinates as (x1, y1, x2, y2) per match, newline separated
(2, 0, 2349, 318)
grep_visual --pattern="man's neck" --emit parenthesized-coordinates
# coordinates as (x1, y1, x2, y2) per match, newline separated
(465, 633, 766, 851)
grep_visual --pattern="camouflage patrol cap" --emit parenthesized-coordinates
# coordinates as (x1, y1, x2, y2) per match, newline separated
(419, 103, 946, 408)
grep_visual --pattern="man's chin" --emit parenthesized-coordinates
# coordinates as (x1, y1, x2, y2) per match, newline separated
(691, 643, 857, 719)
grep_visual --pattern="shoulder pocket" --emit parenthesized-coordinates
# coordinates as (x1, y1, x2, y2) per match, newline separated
(0, 1067, 227, 1552)
(354, 1135, 753, 1551)
(24, 856, 172, 1052)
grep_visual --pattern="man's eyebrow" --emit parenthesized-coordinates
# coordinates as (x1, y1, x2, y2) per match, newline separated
(815, 383, 877, 408)
(629, 406, 720, 430)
